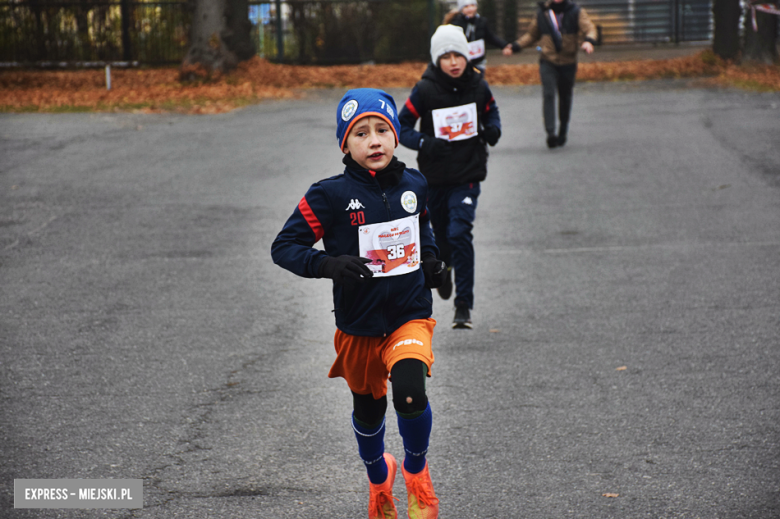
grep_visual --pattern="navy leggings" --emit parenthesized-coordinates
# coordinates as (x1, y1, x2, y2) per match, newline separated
(427, 182, 481, 309)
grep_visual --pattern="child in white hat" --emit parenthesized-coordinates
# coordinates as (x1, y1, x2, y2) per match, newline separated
(443, 0, 519, 71)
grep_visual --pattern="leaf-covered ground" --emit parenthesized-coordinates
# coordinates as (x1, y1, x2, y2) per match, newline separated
(1, 51, 778, 114)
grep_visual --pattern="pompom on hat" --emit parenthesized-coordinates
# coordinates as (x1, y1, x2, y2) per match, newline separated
(430, 25, 471, 65)
(457, 0, 477, 9)
(336, 88, 400, 151)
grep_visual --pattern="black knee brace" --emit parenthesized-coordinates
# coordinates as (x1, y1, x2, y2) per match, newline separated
(391, 358, 429, 416)
(352, 391, 387, 428)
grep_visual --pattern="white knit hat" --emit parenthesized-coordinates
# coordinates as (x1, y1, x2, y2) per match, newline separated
(457, 0, 477, 10)
(430, 25, 470, 65)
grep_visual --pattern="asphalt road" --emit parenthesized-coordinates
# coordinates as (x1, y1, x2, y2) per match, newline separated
(1, 80, 779, 518)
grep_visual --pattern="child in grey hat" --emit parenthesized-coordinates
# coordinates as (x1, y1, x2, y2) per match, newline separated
(399, 25, 503, 329)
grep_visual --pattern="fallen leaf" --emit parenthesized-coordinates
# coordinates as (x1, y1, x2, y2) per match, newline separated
(489, 329, 500, 333)
(2, 52, 777, 114)
(615, 366, 627, 371)
(602, 493, 619, 498)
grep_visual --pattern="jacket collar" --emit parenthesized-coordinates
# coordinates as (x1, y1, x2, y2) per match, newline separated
(541, 0, 574, 12)
(342, 154, 406, 189)
(422, 62, 482, 93)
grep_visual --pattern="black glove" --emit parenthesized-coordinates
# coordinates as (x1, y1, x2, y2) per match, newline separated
(420, 136, 450, 160)
(319, 255, 373, 287)
(482, 125, 501, 146)
(422, 254, 447, 289)
(511, 42, 522, 53)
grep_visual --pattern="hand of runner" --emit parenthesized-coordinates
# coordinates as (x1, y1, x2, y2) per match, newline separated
(319, 256, 373, 286)
(482, 125, 501, 146)
(422, 255, 447, 289)
(420, 136, 451, 159)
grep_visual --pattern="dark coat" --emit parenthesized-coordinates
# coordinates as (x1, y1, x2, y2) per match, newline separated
(448, 12, 511, 66)
(271, 158, 438, 337)
(398, 64, 501, 187)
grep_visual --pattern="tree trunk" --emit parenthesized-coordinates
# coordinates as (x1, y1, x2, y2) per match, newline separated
(181, 0, 255, 80)
(712, 0, 740, 60)
(743, 6, 779, 64)
(224, 0, 255, 61)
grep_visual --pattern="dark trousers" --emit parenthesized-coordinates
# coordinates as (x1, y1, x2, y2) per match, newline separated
(539, 60, 578, 137)
(427, 182, 481, 309)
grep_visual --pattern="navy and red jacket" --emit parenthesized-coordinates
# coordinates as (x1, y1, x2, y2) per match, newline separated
(399, 64, 501, 187)
(271, 156, 439, 337)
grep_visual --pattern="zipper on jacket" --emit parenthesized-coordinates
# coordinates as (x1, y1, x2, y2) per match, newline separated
(380, 189, 392, 336)
(382, 192, 391, 216)
(383, 191, 391, 336)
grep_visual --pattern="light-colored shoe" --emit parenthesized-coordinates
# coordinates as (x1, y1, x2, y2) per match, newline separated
(368, 453, 399, 519)
(402, 461, 439, 519)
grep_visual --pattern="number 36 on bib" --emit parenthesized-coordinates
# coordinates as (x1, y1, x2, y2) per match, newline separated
(358, 214, 421, 277)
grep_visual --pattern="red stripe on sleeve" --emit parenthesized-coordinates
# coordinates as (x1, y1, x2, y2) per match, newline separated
(405, 98, 420, 119)
(298, 196, 324, 242)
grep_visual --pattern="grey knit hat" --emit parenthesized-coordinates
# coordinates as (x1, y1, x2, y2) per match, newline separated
(430, 25, 470, 65)
(457, 0, 477, 9)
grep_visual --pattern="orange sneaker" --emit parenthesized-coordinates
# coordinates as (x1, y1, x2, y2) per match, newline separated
(368, 453, 399, 519)
(402, 461, 439, 519)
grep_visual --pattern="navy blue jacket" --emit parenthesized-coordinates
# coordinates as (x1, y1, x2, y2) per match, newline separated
(271, 158, 438, 337)
(399, 64, 501, 187)
(448, 13, 512, 67)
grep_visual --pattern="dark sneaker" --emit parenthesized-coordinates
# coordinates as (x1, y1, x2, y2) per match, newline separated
(546, 135, 558, 149)
(436, 267, 453, 300)
(557, 133, 567, 147)
(452, 304, 472, 329)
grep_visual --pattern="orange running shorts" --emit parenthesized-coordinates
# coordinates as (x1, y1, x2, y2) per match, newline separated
(328, 318, 436, 400)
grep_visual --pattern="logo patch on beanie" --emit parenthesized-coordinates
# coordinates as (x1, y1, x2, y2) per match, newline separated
(341, 100, 358, 121)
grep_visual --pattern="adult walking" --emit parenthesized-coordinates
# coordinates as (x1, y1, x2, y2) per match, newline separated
(512, 0, 597, 148)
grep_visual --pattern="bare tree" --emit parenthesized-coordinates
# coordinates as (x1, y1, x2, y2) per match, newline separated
(712, 0, 741, 60)
(742, 3, 779, 64)
(181, 0, 255, 79)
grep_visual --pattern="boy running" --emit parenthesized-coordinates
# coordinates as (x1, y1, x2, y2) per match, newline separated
(444, 0, 519, 71)
(399, 24, 502, 329)
(271, 88, 446, 519)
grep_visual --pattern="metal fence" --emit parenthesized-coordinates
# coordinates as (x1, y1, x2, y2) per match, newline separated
(0, 0, 189, 63)
(0, 0, 713, 66)
(0, 0, 443, 64)
(516, 0, 713, 45)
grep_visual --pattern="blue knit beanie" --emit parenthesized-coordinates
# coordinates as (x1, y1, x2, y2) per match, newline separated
(336, 88, 400, 151)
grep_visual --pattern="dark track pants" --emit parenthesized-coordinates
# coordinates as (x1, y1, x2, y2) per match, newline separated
(540, 60, 578, 137)
(427, 182, 480, 309)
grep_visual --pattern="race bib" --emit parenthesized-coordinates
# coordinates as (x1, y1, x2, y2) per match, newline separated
(468, 39, 485, 60)
(432, 102, 478, 142)
(359, 214, 420, 277)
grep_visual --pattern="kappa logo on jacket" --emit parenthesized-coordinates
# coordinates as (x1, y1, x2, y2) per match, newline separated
(345, 199, 365, 211)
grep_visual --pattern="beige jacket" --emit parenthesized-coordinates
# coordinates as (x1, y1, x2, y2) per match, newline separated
(516, 1, 597, 65)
